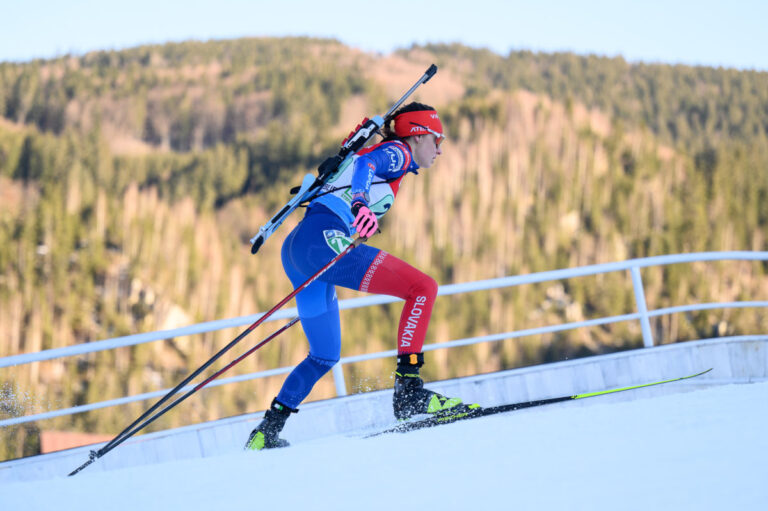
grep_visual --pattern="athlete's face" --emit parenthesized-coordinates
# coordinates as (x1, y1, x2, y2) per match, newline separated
(409, 134, 443, 169)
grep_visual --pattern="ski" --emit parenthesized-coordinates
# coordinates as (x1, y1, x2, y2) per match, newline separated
(249, 64, 438, 254)
(367, 368, 713, 436)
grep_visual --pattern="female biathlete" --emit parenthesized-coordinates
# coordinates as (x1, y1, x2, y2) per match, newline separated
(246, 102, 475, 450)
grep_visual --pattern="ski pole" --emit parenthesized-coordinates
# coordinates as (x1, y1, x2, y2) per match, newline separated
(69, 236, 368, 476)
(67, 317, 300, 477)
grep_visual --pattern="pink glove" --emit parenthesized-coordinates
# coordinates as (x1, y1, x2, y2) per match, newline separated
(351, 203, 378, 238)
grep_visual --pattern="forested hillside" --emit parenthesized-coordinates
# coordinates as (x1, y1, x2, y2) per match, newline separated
(1, 38, 766, 459)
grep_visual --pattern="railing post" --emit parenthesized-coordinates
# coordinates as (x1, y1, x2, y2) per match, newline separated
(630, 266, 654, 347)
(332, 363, 348, 396)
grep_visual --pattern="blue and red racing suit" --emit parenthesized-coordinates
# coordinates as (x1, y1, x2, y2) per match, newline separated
(276, 140, 438, 409)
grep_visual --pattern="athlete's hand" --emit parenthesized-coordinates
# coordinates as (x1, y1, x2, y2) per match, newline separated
(351, 202, 378, 239)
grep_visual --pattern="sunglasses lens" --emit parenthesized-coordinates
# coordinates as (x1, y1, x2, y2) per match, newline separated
(410, 122, 444, 148)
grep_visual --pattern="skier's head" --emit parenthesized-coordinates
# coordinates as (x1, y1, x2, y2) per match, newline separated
(384, 102, 444, 169)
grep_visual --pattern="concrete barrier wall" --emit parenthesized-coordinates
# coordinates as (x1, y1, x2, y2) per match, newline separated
(2, 335, 765, 483)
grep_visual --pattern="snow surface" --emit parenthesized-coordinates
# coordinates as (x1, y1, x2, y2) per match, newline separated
(2, 382, 767, 511)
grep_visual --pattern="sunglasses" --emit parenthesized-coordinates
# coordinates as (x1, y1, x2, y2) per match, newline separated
(410, 122, 445, 148)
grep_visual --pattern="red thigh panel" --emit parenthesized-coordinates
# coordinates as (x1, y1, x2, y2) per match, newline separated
(359, 252, 438, 354)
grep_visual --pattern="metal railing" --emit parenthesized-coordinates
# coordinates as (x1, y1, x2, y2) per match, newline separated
(1, 251, 766, 428)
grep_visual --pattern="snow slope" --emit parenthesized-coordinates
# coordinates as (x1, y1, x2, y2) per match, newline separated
(2, 382, 767, 511)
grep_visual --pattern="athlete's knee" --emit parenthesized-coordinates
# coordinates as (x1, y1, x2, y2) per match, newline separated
(307, 353, 338, 375)
(412, 271, 438, 301)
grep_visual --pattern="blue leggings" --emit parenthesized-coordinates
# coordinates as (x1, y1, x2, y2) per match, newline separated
(276, 206, 380, 409)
